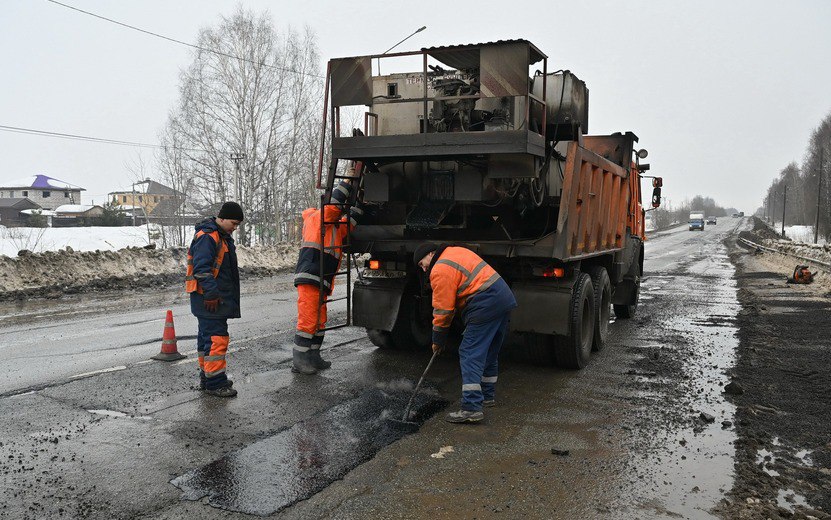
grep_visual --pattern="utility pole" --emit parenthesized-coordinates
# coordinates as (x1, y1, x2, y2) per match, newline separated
(781, 185, 787, 238)
(815, 147, 824, 244)
(229, 153, 245, 202)
(229, 152, 246, 243)
(768, 192, 772, 225)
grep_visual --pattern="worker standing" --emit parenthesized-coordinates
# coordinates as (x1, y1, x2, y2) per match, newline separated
(185, 202, 244, 398)
(292, 172, 362, 375)
(413, 244, 517, 423)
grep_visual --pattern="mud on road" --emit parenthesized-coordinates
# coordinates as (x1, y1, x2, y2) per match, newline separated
(717, 223, 831, 519)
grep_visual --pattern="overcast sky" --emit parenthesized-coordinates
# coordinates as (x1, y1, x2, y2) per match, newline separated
(1, 0, 829, 212)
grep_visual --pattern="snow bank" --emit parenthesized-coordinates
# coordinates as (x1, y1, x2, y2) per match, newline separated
(741, 218, 831, 267)
(0, 242, 298, 300)
(0, 226, 152, 257)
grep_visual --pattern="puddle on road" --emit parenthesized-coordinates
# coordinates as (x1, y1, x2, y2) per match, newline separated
(755, 436, 814, 480)
(623, 251, 740, 518)
(171, 386, 447, 516)
(777, 488, 810, 512)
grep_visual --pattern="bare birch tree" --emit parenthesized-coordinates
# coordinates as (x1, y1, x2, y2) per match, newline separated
(158, 7, 324, 246)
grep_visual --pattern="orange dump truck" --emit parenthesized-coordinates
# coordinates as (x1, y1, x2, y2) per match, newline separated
(317, 40, 661, 367)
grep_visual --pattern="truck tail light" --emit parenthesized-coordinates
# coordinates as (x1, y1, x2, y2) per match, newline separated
(368, 260, 381, 270)
(543, 266, 565, 278)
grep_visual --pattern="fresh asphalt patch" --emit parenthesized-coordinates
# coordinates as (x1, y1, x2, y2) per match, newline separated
(171, 387, 448, 516)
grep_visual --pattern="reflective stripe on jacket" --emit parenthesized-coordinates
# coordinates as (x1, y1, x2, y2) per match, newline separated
(294, 181, 357, 291)
(429, 246, 501, 346)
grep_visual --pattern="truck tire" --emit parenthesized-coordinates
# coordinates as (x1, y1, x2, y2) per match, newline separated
(367, 328, 394, 349)
(613, 278, 640, 319)
(554, 272, 595, 369)
(587, 266, 611, 352)
(519, 333, 556, 365)
(389, 292, 432, 350)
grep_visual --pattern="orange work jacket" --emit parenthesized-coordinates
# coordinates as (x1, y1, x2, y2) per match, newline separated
(429, 246, 501, 336)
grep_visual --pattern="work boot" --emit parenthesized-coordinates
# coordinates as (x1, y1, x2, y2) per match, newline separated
(309, 349, 332, 370)
(199, 377, 232, 391)
(291, 349, 318, 375)
(445, 410, 484, 424)
(204, 385, 237, 398)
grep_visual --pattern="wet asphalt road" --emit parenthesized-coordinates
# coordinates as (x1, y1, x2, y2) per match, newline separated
(0, 219, 747, 519)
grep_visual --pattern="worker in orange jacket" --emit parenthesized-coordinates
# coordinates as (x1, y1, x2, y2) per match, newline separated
(292, 175, 362, 374)
(413, 243, 517, 423)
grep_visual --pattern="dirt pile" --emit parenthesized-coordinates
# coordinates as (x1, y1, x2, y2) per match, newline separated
(0, 243, 298, 300)
(750, 216, 786, 241)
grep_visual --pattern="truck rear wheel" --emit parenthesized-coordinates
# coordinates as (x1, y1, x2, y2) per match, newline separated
(367, 328, 395, 349)
(554, 272, 595, 369)
(613, 278, 640, 319)
(520, 333, 556, 365)
(587, 266, 611, 352)
(389, 292, 432, 350)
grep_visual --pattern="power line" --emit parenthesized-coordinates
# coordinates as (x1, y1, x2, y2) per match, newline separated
(45, 0, 324, 79)
(0, 124, 207, 153)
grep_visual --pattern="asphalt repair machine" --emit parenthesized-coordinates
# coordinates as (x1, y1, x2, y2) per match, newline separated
(315, 40, 662, 368)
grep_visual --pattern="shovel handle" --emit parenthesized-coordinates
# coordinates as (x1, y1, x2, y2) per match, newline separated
(401, 350, 439, 422)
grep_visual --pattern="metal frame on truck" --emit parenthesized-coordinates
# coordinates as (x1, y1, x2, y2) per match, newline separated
(316, 40, 660, 368)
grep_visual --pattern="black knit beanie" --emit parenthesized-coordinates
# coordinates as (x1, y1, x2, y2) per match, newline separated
(412, 243, 438, 265)
(218, 201, 244, 221)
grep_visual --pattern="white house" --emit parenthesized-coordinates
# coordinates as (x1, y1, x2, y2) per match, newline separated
(0, 175, 85, 210)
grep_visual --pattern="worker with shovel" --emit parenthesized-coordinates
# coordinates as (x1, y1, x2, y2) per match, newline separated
(413, 244, 517, 423)
(185, 202, 244, 398)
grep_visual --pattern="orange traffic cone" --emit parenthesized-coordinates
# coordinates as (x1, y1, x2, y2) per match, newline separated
(152, 310, 186, 361)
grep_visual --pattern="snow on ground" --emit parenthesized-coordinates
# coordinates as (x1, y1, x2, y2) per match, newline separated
(767, 222, 827, 245)
(0, 225, 152, 257)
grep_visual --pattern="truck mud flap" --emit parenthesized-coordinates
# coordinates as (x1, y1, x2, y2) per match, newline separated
(510, 281, 574, 336)
(612, 279, 637, 306)
(352, 278, 408, 331)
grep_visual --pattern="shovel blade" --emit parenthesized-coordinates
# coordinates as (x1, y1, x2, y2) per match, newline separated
(385, 418, 420, 433)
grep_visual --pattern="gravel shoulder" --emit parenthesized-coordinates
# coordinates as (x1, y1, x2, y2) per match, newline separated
(718, 220, 831, 519)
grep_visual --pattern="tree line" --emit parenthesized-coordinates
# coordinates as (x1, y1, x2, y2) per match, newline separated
(649, 195, 737, 230)
(760, 111, 831, 240)
(155, 7, 327, 247)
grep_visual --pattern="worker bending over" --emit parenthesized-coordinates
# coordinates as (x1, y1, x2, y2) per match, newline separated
(293, 173, 362, 374)
(413, 243, 517, 423)
(185, 202, 244, 398)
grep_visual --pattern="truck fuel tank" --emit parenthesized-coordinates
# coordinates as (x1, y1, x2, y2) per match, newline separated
(530, 71, 589, 141)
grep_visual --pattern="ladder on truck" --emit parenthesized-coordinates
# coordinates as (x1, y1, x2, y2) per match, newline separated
(315, 159, 364, 333)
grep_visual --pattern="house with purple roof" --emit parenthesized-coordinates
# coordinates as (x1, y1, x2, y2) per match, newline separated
(0, 175, 84, 210)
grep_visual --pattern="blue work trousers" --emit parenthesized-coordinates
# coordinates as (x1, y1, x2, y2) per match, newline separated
(197, 317, 229, 390)
(459, 312, 510, 411)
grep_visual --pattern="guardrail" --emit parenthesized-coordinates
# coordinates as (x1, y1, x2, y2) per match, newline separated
(738, 236, 831, 270)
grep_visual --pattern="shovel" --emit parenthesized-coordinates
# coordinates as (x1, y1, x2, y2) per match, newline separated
(386, 350, 439, 433)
